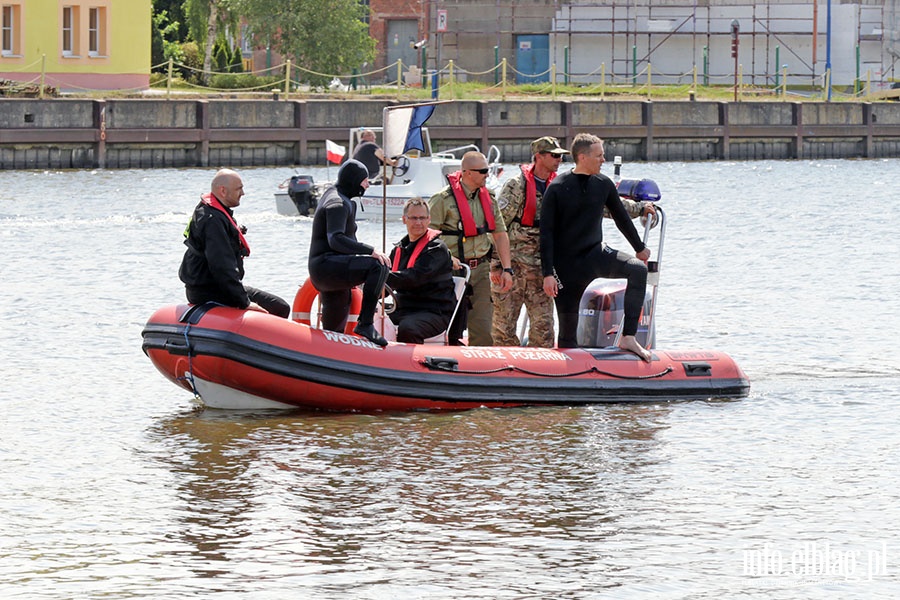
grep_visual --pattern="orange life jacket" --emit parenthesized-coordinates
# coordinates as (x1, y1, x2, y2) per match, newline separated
(446, 171, 495, 237)
(519, 163, 556, 227)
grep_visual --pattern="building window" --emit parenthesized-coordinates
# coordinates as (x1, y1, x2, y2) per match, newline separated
(88, 6, 105, 56)
(240, 24, 252, 55)
(62, 5, 76, 56)
(2, 4, 21, 57)
(359, 0, 369, 25)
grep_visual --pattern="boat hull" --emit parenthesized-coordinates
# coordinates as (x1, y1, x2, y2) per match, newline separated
(142, 304, 750, 412)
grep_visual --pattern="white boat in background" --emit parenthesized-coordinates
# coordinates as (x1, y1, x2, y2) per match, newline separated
(275, 127, 502, 220)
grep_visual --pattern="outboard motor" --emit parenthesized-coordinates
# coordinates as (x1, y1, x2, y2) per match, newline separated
(288, 175, 318, 216)
(577, 281, 655, 349)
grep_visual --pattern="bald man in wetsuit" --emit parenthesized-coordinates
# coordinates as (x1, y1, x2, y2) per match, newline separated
(539, 133, 652, 361)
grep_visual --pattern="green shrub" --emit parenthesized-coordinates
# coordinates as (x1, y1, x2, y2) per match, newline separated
(179, 41, 202, 82)
(208, 73, 282, 90)
(231, 43, 245, 73)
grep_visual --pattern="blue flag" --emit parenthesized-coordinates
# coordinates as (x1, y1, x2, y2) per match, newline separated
(383, 104, 437, 157)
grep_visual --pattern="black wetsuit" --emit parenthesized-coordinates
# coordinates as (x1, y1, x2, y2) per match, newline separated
(540, 170, 647, 348)
(308, 160, 389, 332)
(179, 196, 289, 317)
(387, 234, 457, 344)
(351, 141, 381, 179)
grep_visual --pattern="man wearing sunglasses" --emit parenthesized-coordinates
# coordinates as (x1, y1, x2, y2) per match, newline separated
(429, 151, 513, 346)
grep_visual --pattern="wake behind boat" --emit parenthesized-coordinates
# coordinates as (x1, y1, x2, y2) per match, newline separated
(274, 127, 502, 220)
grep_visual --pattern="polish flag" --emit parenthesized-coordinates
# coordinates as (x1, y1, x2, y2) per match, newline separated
(325, 139, 345, 165)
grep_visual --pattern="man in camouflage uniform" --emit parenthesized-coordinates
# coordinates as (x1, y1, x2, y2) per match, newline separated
(429, 151, 513, 347)
(493, 136, 658, 347)
(491, 136, 569, 347)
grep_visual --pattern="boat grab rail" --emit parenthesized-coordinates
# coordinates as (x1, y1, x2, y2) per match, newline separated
(486, 144, 501, 166)
(421, 355, 675, 379)
(612, 205, 666, 349)
(434, 143, 479, 158)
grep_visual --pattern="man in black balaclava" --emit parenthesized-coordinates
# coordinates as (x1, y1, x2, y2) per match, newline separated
(308, 159, 392, 346)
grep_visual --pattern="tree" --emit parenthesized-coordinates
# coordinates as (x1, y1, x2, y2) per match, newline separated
(152, 10, 186, 71)
(152, 0, 188, 41)
(213, 36, 231, 72)
(184, 0, 239, 83)
(233, 0, 375, 87)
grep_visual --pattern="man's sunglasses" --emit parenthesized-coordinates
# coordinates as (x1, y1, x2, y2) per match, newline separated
(466, 168, 490, 174)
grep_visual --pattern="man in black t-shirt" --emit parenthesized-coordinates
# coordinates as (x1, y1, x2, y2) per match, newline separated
(351, 129, 396, 179)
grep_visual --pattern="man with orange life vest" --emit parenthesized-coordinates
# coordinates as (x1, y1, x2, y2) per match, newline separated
(491, 136, 569, 347)
(386, 197, 459, 344)
(428, 151, 513, 347)
(179, 168, 290, 318)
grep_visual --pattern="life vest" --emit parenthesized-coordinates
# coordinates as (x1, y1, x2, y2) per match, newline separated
(446, 171, 495, 237)
(199, 193, 251, 256)
(392, 228, 442, 271)
(519, 163, 556, 227)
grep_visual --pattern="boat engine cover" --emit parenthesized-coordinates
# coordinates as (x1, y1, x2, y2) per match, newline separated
(577, 279, 654, 348)
(288, 175, 318, 216)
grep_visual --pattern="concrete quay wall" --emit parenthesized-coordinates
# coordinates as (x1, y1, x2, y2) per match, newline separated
(1, 98, 900, 170)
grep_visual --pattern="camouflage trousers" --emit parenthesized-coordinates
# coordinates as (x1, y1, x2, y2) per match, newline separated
(491, 260, 555, 347)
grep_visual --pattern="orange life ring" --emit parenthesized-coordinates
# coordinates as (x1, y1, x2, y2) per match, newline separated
(292, 279, 362, 335)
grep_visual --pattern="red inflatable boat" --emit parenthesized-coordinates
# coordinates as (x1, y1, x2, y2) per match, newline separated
(143, 192, 749, 411)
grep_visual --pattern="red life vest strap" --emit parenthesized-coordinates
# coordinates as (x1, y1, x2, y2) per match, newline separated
(446, 171, 495, 237)
(392, 228, 441, 270)
(201, 193, 250, 256)
(519, 163, 556, 227)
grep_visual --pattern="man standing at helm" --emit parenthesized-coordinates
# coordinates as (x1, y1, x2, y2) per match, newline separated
(540, 133, 652, 361)
(429, 151, 513, 347)
(494, 137, 657, 348)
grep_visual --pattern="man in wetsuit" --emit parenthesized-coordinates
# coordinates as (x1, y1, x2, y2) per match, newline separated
(179, 168, 290, 318)
(308, 159, 392, 347)
(494, 137, 658, 348)
(540, 133, 652, 361)
(351, 129, 396, 179)
(429, 151, 513, 347)
(387, 197, 459, 344)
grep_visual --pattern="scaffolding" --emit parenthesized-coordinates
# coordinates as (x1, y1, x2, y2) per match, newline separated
(425, 0, 899, 89)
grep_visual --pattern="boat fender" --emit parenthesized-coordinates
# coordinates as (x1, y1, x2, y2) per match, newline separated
(292, 279, 362, 335)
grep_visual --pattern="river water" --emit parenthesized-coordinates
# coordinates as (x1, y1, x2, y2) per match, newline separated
(2, 159, 899, 598)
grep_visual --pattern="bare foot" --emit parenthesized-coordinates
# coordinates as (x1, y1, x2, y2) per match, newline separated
(618, 335, 652, 363)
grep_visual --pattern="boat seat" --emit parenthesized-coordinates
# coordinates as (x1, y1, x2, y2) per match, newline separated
(374, 264, 470, 345)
